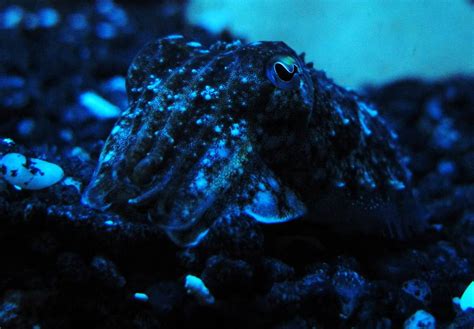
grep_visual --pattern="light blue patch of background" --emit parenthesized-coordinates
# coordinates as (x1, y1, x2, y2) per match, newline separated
(187, 0, 474, 88)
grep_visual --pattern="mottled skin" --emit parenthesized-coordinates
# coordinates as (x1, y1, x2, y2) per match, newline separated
(82, 36, 425, 246)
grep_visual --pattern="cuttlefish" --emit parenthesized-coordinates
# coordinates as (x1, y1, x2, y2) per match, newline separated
(82, 35, 425, 246)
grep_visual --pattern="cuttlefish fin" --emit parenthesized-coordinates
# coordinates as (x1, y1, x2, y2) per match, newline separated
(241, 159, 307, 224)
(161, 137, 306, 247)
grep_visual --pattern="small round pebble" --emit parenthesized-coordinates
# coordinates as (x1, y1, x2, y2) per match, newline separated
(403, 310, 435, 329)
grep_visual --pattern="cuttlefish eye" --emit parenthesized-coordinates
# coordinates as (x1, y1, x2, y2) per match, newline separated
(266, 55, 301, 90)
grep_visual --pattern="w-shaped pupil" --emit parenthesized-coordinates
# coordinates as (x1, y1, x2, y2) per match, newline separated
(274, 63, 298, 82)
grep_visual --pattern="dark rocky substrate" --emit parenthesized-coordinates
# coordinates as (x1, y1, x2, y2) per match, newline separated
(0, 1, 473, 328)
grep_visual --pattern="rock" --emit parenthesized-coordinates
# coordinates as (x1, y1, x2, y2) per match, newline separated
(447, 309, 474, 329)
(459, 281, 474, 312)
(176, 248, 202, 272)
(453, 212, 474, 259)
(30, 232, 59, 257)
(201, 255, 254, 297)
(184, 274, 215, 305)
(56, 252, 90, 285)
(373, 249, 430, 282)
(201, 214, 264, 260)
(0, 291, 21, 327)
(148, 281, 185, 316)
(263, 269, 330, 312)
(397, 279, 432, 317)
(403, 310, 435, 329)
(263, 280, 305, 312)
(262, 257, 295, 284)
(332, 269, 366, 319)
(90, 256, 126, 289)
(401, 279, 432, 306)
(0, 75, 29, 109)
(356, 299, 393, 329)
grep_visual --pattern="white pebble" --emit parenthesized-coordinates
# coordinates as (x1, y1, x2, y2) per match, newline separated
(459, 281, 474, 311)
(1, 153, 64, 190)
(403, 310, 435, 329)
(79, 91, 120, 119)
(133, 293, 149, 302)
(184, 274, 215, 305)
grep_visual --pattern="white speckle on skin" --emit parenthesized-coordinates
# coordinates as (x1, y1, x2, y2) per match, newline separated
(255, 191, 276, 209)
(102, 151, 115, 163)
(111, 125, 122, 135)
(388, 178, 405, 190)
(147, 77, 161, 92)
(201, 85, 218, 101)
(334, 104, 350, 126)
(267, 177, 279, 191)
(358, 111, 372, 136)
(230, 123, 240, 136)
(194, 173, 208, 191)
(359, 101, 378, 117)
(217, 146, 229, 158)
